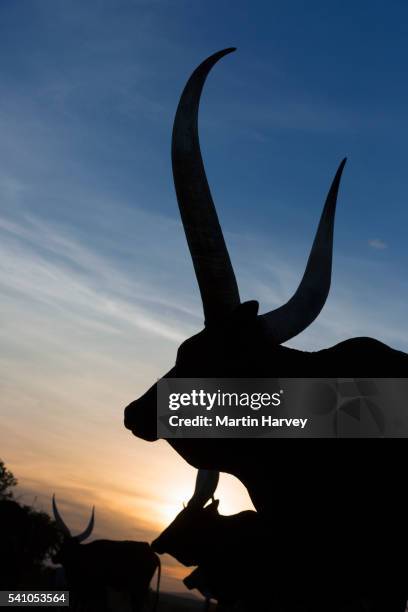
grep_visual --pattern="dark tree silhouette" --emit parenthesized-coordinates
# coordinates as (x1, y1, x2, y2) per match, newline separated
(0, 460, 60, 590)
(0, 460, 17, 498)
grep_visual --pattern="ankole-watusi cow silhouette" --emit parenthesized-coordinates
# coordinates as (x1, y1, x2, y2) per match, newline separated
(152, 471, 407, 612)
(152, 470, 264, 608)
(52, 496, 160, 612)
(124, 49, 408, 607)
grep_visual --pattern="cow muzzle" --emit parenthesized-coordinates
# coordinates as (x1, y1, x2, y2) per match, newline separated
(124, 369, 177, 441)
(124, 397, 158, 442)
(151, 538, 165, 554)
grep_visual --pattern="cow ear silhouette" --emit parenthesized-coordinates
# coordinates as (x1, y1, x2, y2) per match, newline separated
(205, 499, 220, 513)
(231, 301, 259, 323)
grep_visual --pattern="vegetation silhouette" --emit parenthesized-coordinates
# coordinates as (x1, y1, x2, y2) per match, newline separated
(0, 460, 60, 591)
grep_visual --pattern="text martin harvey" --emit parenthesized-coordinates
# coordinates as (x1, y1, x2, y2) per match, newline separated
(168, 415, 309, 429)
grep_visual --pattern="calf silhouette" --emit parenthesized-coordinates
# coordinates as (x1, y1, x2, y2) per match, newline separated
(152, 470, 265, 609)
(124, 49, 408, 609)
(52, 496, 160, 612)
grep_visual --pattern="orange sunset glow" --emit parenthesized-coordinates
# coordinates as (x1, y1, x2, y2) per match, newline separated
(1, 356, 253, 594)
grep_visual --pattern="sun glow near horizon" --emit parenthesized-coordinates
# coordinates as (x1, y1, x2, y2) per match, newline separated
(1, 428, 253, 595)
(154, 471, 254, 528)
(2, 423, 254, 536)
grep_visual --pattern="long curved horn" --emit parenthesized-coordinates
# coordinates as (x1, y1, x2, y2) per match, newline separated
(76, 506, 95, 543)
(172, 48, 240, 325)
(188, 470, 220, 508)
(52, 494, 71, 537)
(259, 158, 346, 344)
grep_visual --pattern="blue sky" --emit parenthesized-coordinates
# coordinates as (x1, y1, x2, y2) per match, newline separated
(0, 0, 407, 594)
(1, 0, 407, 343)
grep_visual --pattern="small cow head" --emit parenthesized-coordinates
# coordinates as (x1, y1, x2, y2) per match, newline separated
(51, 495, 95, 566)
(124, 49, 346, 440)
(152, 470, 220, 566)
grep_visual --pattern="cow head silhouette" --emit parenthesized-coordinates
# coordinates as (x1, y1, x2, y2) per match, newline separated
(51, 495, 95, 565)
(124, 48, 347, 442)
(152, 469, 259, 584)
(152, 470, 221, 566)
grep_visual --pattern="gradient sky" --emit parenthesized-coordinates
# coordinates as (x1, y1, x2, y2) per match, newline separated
(1, 0, 408, 596)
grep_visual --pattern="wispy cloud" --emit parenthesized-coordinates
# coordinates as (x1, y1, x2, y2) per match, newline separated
(368, 238, 387, 250)
(0, 200, 256, 593)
